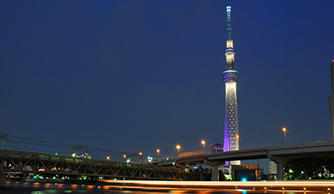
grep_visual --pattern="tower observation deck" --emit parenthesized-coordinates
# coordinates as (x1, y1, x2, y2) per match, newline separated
(223, 5, 240, 163)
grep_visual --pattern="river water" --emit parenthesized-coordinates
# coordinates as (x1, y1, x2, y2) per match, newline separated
(1, 182, 238, 194)
(2, 181, 317, 194)
(2, 188, 236, 194)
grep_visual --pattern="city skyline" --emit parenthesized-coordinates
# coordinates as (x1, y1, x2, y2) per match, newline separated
(0, 0, 333, 157)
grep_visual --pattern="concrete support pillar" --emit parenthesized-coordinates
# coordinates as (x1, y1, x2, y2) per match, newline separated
(0, 173, 5, 187)
(276, 158, 285, 180)
(211, 165, 219, 181)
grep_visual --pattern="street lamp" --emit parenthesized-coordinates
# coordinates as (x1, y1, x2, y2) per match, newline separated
(138, 152, 143, 163)
(156, 149, 160, 160)
(176, 144, 181, 153)
(106, 156, 110, 160)
(282, 127, 287, 144)
(201, 140, 206, 153)
(123, 154, 127, 160)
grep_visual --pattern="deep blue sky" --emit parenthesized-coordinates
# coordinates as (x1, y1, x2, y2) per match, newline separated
(0, 0, 333, 157)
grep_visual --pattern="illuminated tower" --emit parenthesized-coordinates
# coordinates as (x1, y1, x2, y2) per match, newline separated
(329, 59, 334, 141)
(223, 5, 240, 158)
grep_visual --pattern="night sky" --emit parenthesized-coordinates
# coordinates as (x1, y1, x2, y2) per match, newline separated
(0, 0, 333, 158)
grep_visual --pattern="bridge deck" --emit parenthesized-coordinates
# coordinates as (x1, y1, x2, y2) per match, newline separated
(177, 142, 334, 163)
(0, 149, 195, 181)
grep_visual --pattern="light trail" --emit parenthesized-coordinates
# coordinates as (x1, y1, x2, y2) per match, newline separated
(104, 180, 334, 187)
(103, 180, 334, 192)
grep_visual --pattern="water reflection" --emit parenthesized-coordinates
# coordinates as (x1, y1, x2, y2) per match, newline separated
(2, 181, 331, 194)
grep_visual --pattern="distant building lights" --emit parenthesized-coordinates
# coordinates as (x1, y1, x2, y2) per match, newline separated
(147, 156, 153, 163)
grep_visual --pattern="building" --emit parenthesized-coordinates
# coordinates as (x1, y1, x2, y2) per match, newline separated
(268, 161, 278, 175)
(329, 59, 334, 141)
(241, 164, 260, 178)
(232, 165, 256, 181)
(223, 5, 240, 165)
(210, 143, 224, 153)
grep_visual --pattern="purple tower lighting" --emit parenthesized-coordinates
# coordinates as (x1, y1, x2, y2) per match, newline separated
(222, 5, 240, 165)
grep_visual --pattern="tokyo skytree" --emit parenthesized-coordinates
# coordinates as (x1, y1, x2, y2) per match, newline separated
(223, 5, 240, 165)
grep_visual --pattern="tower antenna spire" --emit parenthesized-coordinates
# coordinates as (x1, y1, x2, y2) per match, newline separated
(226, 5, 232, 40)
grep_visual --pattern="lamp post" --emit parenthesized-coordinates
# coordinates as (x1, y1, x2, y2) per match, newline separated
(201, 140, 206, 153)
(282, 127, 287, 144)
(139, 152, 143, 163)
(156, 149, 160, 160)
(176, 144, 181, 155)
(123, 154, 127, 162)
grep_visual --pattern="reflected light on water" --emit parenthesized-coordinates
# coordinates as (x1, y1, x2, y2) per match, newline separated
(87, 185, 94, 189)
(71, 184, 78, 189)
(103, 185, 111, 190)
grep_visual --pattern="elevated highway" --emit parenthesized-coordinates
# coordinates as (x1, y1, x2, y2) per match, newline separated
(176, 142, 334, 180)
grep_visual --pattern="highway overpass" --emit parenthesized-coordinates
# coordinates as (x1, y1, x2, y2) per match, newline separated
(176, 141, 334, 180)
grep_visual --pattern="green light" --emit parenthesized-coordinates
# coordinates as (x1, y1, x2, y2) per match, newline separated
(288, 169, 294, 173)
(81, 175, 87, 180)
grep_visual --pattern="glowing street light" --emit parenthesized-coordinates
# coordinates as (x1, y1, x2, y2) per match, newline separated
(201, 140, 206, 153)
(138, 152, 143, 164)
(176, 144, 181, 153)
(282, 127, 287, 144)
(123, 154, 127, 159)
(156, 149, 160, 159)
(106, 156, 110, 160)
(282, 127, 287, 135)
